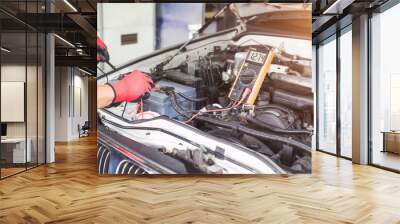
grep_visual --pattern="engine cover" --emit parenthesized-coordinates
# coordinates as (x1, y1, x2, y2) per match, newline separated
(255, 108, 292, 129)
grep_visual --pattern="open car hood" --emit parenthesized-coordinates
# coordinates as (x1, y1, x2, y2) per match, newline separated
(232, 3, 312, 40)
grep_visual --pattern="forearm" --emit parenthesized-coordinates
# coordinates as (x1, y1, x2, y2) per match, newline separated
(97, 84, 115, 108)
(97, 70, 153, 108)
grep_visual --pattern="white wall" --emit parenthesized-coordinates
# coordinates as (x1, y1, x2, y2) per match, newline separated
(97, 3, 156, 67)
(71, 74, 89, 138)
(54, 67, 89, 141)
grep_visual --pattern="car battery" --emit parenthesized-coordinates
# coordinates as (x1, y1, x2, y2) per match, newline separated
(143, 80, 196, 119)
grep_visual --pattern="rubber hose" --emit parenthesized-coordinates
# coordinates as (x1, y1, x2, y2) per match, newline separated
(246, 116, 312, 136)
(255, 104, 293, 115)
(195, 116, 311, 154)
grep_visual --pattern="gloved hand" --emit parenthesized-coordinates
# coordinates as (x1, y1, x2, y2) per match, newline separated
(110, 70, 154, 103)
(97, 36, 109, 63)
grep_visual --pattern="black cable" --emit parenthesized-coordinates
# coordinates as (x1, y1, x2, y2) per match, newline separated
(194, 116, 311, 154)
(168, 92, 191, 118)
(121, 102, 128, 118)
(176, 92, 208, 102)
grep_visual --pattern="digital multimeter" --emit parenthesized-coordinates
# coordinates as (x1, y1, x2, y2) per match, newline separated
(228, 48, 275, 105)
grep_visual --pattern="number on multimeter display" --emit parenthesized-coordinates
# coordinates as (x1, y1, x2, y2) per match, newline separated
(247, 51, 267, 64)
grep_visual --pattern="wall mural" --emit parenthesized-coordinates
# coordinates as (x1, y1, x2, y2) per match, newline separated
(96, 3, 313, 175)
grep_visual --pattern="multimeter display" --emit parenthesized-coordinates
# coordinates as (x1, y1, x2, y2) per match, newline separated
(228, 47, 276, 105)
(247, 51, 267, 64)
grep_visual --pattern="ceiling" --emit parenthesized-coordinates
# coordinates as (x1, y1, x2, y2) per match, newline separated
(311, 0, 392, 44)
(0, 0, 97, 74)
(2, 0, 397, 72)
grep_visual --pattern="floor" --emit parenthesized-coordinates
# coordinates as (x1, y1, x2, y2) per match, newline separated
(1, 163, 43, 178)
(372, 150, 400, 171)
(0, 135, 400, 224)
(0, 167, 25, 178)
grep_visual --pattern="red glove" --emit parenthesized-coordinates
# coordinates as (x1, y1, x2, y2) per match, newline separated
(97, 36, 109, 63)
(110, 70, 154, 103)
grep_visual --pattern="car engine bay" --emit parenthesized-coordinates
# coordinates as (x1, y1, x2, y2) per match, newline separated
(99, 38, 313, 174)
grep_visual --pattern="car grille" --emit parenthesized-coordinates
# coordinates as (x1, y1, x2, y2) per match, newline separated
(97, 144, 111, 174)
(115, 160, 147, 175)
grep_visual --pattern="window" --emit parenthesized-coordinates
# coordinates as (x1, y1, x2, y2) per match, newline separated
(339, 28, 352, 158)
(370, 3, 400, 171)
(317, 36, 337, 154)
(0, 1, 47, 179)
